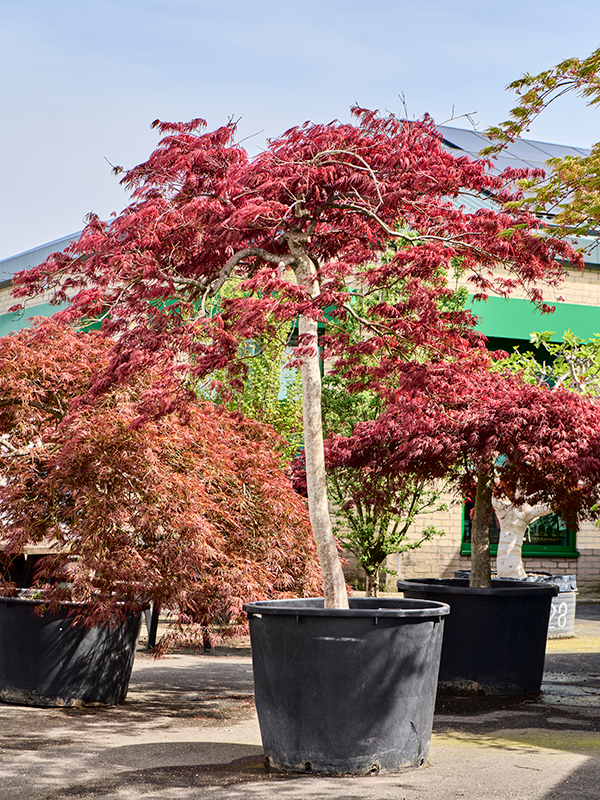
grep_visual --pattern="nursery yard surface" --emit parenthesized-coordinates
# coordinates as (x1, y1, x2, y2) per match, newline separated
(0, 602, 599, 800)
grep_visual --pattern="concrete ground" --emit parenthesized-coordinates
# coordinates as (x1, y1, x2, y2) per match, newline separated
(1, 604, 599, 800)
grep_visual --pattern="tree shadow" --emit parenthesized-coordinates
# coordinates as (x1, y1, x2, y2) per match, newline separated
(538, 757, 600, 799)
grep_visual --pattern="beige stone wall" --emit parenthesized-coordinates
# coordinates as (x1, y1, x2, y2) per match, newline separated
(0, 284, 16, 315)
(392, 503, 466, 583)
(368, 506, 600, 599)
(0, 284, 56, 316)
(549, 266, 600, 306)
(455, 264, 600, 307)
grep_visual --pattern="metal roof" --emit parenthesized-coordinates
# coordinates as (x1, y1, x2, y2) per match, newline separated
(437, 125, 590, 172)
(0, 231, 82, 287)
(437, 126, 598, 268)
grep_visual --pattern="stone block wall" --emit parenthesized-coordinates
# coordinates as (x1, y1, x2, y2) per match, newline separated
(369, 507, 600, 598)
(455, 264, 600, 306)
(0, 284, 56, 316)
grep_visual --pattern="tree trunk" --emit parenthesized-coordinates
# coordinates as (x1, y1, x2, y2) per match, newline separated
(293, 245, 348, 609)
(493, 498, 553, 579)
(365, 571, 379, 597)
(470, 470, 494, 588)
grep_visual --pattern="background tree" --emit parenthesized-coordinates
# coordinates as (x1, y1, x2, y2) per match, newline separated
(483, 47, 600, 240)
(503, 329, 600, 397)
(12, 109, 576, 605)
(199, 280, 303, 462)
(335, 353, 600, 587)
(0, 321, 321, 645)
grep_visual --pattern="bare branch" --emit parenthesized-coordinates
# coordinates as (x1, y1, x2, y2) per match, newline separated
(313, 149, 385, 209)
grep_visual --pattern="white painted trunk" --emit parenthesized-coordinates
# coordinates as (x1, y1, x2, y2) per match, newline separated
(492, 498, 553, 579)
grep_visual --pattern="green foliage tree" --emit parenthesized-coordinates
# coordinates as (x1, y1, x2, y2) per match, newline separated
(320, 369, 446, 596)
(501, 329, 600, 399)
(483, 47, 600, 240)
(200, 280, 303, 462)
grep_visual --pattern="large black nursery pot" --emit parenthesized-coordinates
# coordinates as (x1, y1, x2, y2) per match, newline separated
(243, 596, 450, 775)
(397, 578, 558, 697)
(0, 597, 141, 707)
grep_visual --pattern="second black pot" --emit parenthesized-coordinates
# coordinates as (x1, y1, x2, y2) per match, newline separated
(0, 597, 141, 707)
(397, 578, 558, 697)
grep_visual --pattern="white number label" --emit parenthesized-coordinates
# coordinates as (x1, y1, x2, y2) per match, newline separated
(550, 601, 568, 628)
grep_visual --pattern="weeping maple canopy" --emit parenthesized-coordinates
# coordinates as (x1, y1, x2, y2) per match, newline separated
(10, 107, 579, 604)
(12, 108, 574, 394)
(0, 321, 321, 636)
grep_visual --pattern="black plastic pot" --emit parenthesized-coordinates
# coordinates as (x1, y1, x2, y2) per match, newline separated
(243, 596, 450, 775)
(0, 597, 141, 707)
(397, 578, 558, 697)
(454, 570, 578, 639)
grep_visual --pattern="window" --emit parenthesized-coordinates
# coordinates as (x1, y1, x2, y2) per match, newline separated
(461, 502, 579, 557)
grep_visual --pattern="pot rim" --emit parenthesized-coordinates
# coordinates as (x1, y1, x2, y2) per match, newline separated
(397, 578, 559, 597)
(243, 596, 450, 618)
(0, 596, 146, 610)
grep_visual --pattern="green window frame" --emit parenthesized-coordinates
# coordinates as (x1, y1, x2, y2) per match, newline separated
(461, 502, 579, 558)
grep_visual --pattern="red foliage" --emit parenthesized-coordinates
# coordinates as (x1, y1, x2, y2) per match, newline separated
(11, 108, 577, 399)
(8, 108, 583, 602)
(327, 354, 600, 530)
(0, 322, 321, 637)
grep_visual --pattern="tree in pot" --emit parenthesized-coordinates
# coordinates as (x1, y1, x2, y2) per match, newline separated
(0, 321, 321, 704)
(491, 330, 600, 579)
(363, 354, 600, 695)
(12, 108, 577, 767)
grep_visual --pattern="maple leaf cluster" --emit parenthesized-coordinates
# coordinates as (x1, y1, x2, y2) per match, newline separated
(0, 322, 321, 639)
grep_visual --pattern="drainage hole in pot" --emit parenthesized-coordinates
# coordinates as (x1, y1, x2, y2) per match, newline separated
(305, 762, 312, 772)
(419, 758, 425, 767)
(370, 763, 380, 774)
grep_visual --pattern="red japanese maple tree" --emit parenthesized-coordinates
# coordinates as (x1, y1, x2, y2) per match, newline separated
(0, 321, 321, 636)
(12, 108, 578, 605)
(335, 354, 600, 587)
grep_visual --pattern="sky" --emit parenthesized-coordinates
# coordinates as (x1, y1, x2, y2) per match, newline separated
(1, 0, 600, 261)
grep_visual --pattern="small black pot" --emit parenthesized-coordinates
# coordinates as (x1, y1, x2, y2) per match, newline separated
(243, 596, 450, 775)
(397, 578, 558, 697)
(0, 597, 141, 707)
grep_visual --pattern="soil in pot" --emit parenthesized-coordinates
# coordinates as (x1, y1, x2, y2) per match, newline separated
(243, 596, 450, 775)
